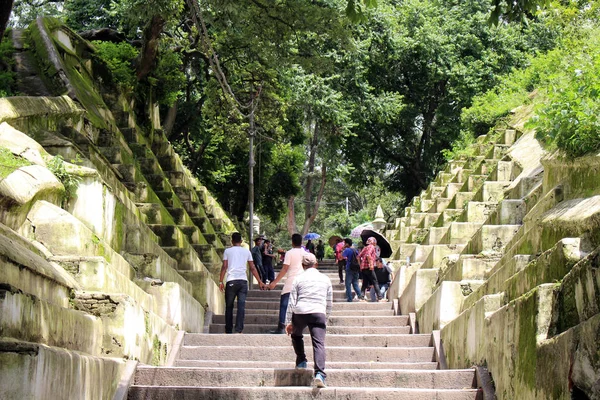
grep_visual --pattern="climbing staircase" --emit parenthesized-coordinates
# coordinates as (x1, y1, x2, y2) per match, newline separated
(128, 260, 483, 399)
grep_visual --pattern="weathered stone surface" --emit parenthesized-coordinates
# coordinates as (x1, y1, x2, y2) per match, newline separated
(0, 122, 48, 166)
(0, 339, 125, 400)
(0, 165, 63, 207)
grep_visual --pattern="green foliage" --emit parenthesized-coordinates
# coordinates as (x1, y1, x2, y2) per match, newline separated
(150, 47, 184, 106)
(531, 34, 600, 157)
(92, 41, 138, 90)
(441, 130, 477, 161)
(0, 148, 31, 178)
(0, 35, 17, 97)
(64, 0, 118, 31)
(47, 155, 80, 200)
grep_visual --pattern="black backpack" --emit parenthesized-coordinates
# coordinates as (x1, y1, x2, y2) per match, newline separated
(349, 249, 361, 272)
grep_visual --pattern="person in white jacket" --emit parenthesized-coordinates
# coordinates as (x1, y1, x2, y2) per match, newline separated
(285, 252, 333, 388)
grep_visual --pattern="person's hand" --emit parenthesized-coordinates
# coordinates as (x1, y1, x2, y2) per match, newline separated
(268, 282, 276, 290)
(285, 324, 293, 335)
(259, 282, 267, 290)
(219, 282, 224, 292)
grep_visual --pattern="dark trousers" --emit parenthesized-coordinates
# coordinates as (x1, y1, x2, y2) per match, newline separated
(291, 313, 327, 378)
(337, 260, 345, 282)
(361, 268, 382, 300)
(263, 262, 275, 282)
(277, 292, 291, 328)
(225, 280, 248, 333)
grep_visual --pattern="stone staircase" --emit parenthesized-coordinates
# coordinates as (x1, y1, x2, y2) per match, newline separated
(128, 260, 485, 399)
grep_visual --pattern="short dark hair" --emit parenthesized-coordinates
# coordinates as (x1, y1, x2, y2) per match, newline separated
(231, 232, 242, 244)
(291, 233, 302, 246)
(344, 238, 353, 246)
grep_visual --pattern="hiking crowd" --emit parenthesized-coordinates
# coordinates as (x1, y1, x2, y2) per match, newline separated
(217, 231, 394, 388)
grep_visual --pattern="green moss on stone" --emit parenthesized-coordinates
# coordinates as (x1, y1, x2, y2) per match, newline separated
(516, 289, 538, 390)
(0, 148, 32, 178)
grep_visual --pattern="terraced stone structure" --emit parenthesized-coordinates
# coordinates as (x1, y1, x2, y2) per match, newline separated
(1, 18, 236, 399)
(386, 117, 600, 398)
(1, 16, 599, 400)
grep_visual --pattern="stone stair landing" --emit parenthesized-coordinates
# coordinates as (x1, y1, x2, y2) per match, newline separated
(129, 261, 484, 399)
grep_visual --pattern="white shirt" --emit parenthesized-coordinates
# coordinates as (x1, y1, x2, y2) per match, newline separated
(285, 267, 333, 325)
(223, 246, 253, 282)
(281, 247, 306, 294)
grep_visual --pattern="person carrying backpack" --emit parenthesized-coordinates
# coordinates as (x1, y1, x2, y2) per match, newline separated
(341, 238, 364, 302)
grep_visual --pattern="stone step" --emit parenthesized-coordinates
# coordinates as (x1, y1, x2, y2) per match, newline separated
(235, 308, 394, 316)
(211, 315, 408, 327)
(184, 333, 431, 348)
(174, 360, 439, 370)
(245, 289, 349, 300)
(178, 345, 435, 363)
(133, 367, 476, 389)
(240, 300, 393, 311)
(129, 386, 479, 399)
(208, 324, 412, 334)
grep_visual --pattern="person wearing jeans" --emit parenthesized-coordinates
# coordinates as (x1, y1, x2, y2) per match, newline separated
(341, 238, 363, 302)
(285, 253, 333, 388)
(268, 233, 306, 334)
(218, 232, 266, 333)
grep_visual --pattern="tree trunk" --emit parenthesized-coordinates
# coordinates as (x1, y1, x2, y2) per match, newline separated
(163, 103, 177, 137)
(136, 15, 166, 81)
(302, 120, 318, 226)
(286, 196, 297, 235)
(0, 0, 13, 44)
(301, 163, 327, 236)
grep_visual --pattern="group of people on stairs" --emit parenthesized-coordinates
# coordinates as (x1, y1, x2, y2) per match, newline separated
(218, 232, 332, 388)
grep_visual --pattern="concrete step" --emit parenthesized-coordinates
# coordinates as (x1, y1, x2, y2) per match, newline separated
(178, 345, 435, 363)
(133, 367, 476, 389)
(240, 300, 394, 311)
(246, 290, 348, 300)
(211, 315, 408, 327)
(208, 324, 411, 335)
(184, 333, 431, 348)
(234, 308, 394, 316)
(129, 386, 479, 399)
(174, 360, 439, 370)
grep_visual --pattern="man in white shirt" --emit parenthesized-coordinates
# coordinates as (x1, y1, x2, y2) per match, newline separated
(218, 232, 265, 334)
(267, 233, 306, 334)
(285, 252, 333, 388)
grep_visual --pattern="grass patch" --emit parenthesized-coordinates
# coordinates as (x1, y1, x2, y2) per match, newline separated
(0, 148, 32, 178)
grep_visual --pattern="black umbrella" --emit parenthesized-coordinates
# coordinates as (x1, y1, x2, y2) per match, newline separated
(360, 229, 392, 258)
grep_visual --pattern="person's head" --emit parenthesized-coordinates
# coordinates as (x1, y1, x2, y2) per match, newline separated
(264, 239, 270, 246)
(344, 238, 353, 248)
(301, 253, 317, 270)
(366, 237, 377, 246)
(254, 237, 263, 246)
(336, 238, 343, 243)
(376, 257, 383, 268)
(291, 233, 302, 247)
(231, 232, 242, 245)
(318, 240, 323, 244)
(307, 239, 312, 244)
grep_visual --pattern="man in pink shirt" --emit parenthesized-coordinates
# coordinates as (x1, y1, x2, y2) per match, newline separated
(268, 233, 306, 334)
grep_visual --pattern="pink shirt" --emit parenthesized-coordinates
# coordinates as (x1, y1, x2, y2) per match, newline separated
(335, 242, 344, 262)
(281, 248, 306, 294)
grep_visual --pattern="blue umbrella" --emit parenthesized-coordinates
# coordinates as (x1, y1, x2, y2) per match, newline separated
(304, 232, 320, 240)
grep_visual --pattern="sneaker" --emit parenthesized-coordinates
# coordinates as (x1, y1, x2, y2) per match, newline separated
(270, 328, 285, 334)
(314, 372, 326, 388)
(378, 298, 388, 302)
(296, 361, 308, 369)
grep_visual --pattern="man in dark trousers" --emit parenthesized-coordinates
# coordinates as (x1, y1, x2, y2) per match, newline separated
(218, 232, 265, 333)
(285, 252, 333, 388)
(251, 236, 266, 283)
